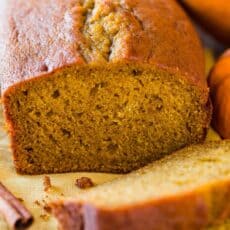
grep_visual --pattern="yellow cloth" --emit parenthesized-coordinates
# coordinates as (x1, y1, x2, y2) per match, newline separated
(0, 49, 221, 230)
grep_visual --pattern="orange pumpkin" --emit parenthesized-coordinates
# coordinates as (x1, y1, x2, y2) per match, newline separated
(209, 49, 230, 139)
(182, 0, 230, 44)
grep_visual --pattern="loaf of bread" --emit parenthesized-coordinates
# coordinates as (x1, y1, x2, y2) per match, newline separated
(51, 141, 230, 230)
(0, 0, 211, 174)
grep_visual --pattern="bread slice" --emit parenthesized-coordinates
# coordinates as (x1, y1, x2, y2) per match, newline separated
(0, 0, 211, 174)
(51, 141, 230, 230)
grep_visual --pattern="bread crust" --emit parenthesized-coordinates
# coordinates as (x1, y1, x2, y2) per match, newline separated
(1, 0, 206, 93)
(51, 180, 230, 230)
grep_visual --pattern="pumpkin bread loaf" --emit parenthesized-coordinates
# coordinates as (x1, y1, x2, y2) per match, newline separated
(51, 141, 230, 230)
(0, 0, 211, 174)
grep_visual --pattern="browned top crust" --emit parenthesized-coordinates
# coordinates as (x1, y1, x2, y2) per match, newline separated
(0, 0, 205, 93)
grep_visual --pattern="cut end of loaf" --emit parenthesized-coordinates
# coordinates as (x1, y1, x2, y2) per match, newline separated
(3, 64, 211, 174)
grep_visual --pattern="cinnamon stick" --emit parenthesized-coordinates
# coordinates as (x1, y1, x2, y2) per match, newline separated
(0, 182, 33, 229)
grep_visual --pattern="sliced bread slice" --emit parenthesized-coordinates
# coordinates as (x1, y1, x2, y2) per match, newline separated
(51, 141, 230, 230)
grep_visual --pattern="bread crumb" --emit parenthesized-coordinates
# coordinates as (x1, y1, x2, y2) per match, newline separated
(34, 200, 41, 206)
(40, 214, 50, 221)
(17, 197, 24, 202)
(43, 204, 52, 214)
(43, 176, 52, 192)
(75, 177, 94, 189)
(34, 198, 52, 214)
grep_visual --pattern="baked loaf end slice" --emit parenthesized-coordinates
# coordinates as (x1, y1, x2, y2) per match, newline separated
(51, 141, 230, 230)
(0, 0, 211, 174)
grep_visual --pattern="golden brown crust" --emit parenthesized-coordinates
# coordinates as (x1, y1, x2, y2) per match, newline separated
(52, 203, 83, 230)
(51, 180, 230, 230)
(1, 0, 206, 93)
